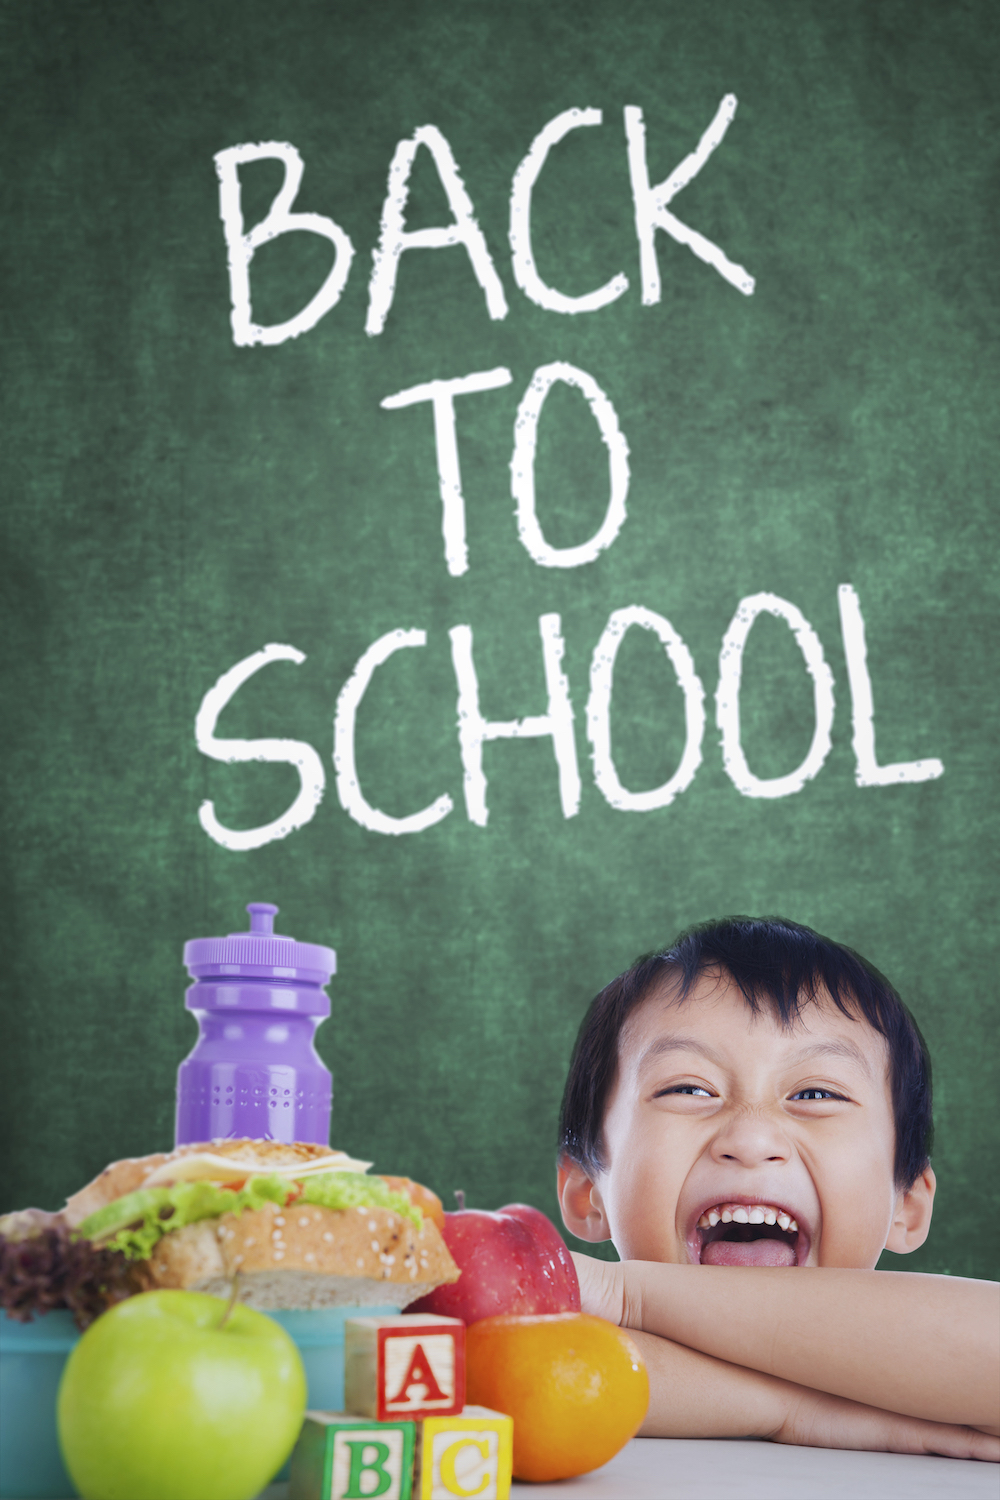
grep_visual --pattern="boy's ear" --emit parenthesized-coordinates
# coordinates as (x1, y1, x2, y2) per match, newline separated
(557, 1154, 613, 1243)
(883, 1165, 936, 1254)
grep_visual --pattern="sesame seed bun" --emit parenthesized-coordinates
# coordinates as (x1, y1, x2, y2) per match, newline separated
(145, 1200, 458, 1309)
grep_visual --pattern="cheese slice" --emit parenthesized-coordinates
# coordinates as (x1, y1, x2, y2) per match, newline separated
(142, 1150, 372, 1187)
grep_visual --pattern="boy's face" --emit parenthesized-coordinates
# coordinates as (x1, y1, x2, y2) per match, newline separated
(559, 969, 934, 1269)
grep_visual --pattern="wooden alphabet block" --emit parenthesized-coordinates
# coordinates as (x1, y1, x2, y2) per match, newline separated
(416, 1407, 513, 1500)
(345, 1314, 466, 1421)
(289, 1411, 415, 1500)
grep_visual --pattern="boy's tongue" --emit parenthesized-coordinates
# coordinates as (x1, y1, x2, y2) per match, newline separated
(702, 1237, 796, 1267)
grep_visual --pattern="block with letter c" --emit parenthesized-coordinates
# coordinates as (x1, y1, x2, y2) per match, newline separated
(417, 1408, 513, 1500)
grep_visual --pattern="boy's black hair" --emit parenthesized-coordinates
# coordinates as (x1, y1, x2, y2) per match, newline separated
(559, 916, 933, 1190)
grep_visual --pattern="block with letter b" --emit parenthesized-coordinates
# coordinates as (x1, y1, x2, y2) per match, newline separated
(417, 1408, 513, 1500)
(345, 1314, 466, 1422)
(289, 1411, 416, 1500)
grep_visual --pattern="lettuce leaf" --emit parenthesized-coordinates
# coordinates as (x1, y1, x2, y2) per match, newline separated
(77, 1175, 293, 1261)
(300, 1172, 422, 1227)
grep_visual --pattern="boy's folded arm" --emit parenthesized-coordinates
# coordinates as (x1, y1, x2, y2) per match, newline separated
(574, 1253, 1000, 1432)
(631, 1330, 1000, 1461)
(629, 1329, 791, 1440)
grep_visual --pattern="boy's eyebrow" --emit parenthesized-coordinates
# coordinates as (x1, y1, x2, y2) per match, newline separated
(782, 1038, 877, 1079)
(636, 1035, 725, 1069)
(636, 1035, 877, 1079)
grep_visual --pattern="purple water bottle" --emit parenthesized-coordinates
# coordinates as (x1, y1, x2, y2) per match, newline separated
(175, 902, 336, 1147)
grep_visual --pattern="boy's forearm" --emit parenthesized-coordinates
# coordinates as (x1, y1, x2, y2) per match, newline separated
(630, 1328, 795, 1438)
(632, 1330, 999, 1461)
(622, 1261, 1000, 1430)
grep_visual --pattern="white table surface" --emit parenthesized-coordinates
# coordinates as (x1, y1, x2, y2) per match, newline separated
(515, 1437, 998, 1498)
(258, 1436, 996, 1500)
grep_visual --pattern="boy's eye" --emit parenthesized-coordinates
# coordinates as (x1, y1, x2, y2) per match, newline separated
(790, 1087, 843, 1101)
(656, 1084, 715, 1097)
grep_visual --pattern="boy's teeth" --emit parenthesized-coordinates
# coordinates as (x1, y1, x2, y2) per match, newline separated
(697, 1203, 801, 1234)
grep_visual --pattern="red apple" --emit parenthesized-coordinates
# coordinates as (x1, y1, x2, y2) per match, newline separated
(410, 1203, 580, 1324)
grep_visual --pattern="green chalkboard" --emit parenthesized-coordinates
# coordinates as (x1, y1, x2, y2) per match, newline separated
(1, 0, 997, 1283)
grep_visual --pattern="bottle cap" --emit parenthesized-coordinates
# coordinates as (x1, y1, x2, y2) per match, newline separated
(183, 903, 337, 984)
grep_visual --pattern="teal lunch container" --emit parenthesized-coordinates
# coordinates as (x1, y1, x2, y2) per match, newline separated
(0, 1310, 80, 1499)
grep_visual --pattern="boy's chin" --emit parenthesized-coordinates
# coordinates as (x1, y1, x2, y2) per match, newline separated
(700, 1237, 797, 1267)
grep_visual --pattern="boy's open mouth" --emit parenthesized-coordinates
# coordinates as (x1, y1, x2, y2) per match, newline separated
(694, 1202, 805, 1267)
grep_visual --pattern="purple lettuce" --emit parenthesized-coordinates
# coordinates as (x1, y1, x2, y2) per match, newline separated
(1, 1212, 139, 1330)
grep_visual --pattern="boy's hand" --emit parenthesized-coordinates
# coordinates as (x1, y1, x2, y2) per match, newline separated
(777, 1386, 1000, 1462)
(572, 1251, 657, 1334)
(571, 1251, 626, 1325)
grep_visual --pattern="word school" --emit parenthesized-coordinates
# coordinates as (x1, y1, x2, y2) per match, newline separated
(195, 586, 943, 851)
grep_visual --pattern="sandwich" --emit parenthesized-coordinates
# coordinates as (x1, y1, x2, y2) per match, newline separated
(2, 1140, 459, 1320)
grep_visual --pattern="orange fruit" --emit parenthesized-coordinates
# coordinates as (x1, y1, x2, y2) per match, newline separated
(466, 1312, 649, 1482)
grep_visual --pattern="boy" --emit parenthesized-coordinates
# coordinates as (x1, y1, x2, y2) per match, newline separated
(557, 917, 999, 1460)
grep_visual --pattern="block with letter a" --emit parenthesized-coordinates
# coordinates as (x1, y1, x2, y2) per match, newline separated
(289, 1411, 415, 1500)
(345, 1314, 466, 1422)
(417, 1408, 513, 1500)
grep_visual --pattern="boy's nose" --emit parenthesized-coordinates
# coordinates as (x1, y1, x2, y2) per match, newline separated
(709, 1106, 791, 1168)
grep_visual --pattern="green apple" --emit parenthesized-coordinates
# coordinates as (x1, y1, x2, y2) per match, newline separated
(57, 1289, 306, 1500)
